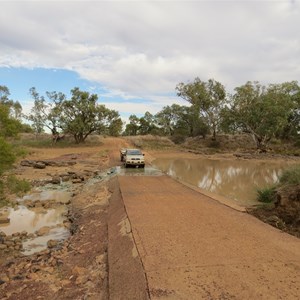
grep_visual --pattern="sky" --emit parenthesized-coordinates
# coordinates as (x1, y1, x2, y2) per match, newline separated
(0, 0, 299, 123)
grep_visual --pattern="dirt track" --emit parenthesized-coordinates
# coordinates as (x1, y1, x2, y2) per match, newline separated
(118, 175, 300, 299)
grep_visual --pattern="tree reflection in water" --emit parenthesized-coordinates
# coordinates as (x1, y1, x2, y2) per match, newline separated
(152, 158, 286, 205)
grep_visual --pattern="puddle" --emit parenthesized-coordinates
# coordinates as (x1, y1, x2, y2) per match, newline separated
(117, 166, 163, 176)
(152, 158, 288, 205)
(22, 227, 69, 255)
(19, 190, 72, 204)
(86, 166, 163, 185)
(0, 205, 68, 235)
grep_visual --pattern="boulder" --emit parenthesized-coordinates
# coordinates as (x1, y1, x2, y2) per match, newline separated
(36, 226, 51, 236)
(47, 239, 59, 248)
(51, 176, 61, 184)
(20, 160, 33, 167)
(33, 162, 46, 169)
(0, 216, 10, 224)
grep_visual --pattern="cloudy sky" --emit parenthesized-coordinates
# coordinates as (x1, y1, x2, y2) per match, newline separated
(0, 0, 299, 121)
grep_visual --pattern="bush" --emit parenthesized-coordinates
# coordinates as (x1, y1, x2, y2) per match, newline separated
(279, 166, 300, 185)
(171, 134, 186, 144)
(208, 140, 221, 148)
(257, 187, 276, 203)
(7, 175, 31, 196)
(0, 137, 15, 175)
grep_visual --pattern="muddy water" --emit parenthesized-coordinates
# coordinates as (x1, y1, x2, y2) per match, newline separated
(21, 190, 72, 204)
(0, 189, 71, 255)
(152, 158, 287, 205)
(22, 227, 69, 255)
(0, 205, 67, 235)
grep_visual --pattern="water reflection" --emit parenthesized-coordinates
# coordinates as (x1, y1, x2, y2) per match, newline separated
(152, 158, 286, 205)
(0, 205, 67, 235)
(22, 227, 69, 255)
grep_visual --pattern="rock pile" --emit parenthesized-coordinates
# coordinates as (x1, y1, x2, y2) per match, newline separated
(0, 231, 30, 255)
(20, 160, 77, 169)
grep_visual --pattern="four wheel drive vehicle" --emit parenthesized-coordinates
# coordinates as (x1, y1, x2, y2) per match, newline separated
(123, 149, 145, 168)
(120, 148, 127, 162)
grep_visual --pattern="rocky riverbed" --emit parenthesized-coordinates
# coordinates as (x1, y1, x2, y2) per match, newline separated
(0, 141, 122, 300)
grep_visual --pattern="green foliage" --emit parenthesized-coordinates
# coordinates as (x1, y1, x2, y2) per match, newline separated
(0, 137, 15, 175)
(6, 175, 31, 196)
(279, 166, 300, 185)
(227, 81, 298, 150)
(25, 87, 122, 143)
(26, 87, 65, 135)
(176, 78, 227, 140)
(59, 88, 122, 143)
(257, 187, 276, 203)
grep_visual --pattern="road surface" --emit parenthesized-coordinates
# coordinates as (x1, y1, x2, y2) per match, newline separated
(118, 175, 300, 299)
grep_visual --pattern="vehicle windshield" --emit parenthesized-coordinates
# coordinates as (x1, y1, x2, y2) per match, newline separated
(126, 149, 142, 155)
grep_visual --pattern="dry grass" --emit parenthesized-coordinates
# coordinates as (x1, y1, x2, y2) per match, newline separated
(124, 135, 175, 150)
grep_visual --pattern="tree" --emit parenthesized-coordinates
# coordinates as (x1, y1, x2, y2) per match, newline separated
(124, 115, 140, 136)
(155, 104, 181, 136)
(139, 112, 156, 135)
(176, 78, 227, 140)
(276, 81, 300, 140)
(59, 88, 121, 143)
(26, 87, 65, 136)
(230, 81, 295, 151)
(0, 86, 23, 137)
(0, 86, 22, 176)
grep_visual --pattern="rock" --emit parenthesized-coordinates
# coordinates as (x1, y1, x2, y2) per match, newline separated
(61, 175, 70, 182)
(72, 179, 82, 184)
(14, 244, 22, 250)
(0, 216, 10, 224)
(36, 226, 51, 236)
(13, 275, 24, 280)
(20, 160, 33, 167)
(0, 244, 7, 250)
(20, 231, 28, 237)
(266, 215, 285, 229)
(51, 176, 61, 184)
(33, 162, 46, 169)
(47, 239, 59, 248)
(4, 241, 14, 247)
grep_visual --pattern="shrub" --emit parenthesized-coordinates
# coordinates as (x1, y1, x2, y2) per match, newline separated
(208, 140, 221, 148)
(7, 175, 31, 196)
(0, 137, 15, 175)
(279, 166, 300, 185)
(171, 134, 186, 144)
(257, 187, 276, 203)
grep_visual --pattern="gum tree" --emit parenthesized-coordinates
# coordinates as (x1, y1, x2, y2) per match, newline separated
(176, 78, 227, 140)
(59, 88, 122, 143)
(230, 81, 296, 151)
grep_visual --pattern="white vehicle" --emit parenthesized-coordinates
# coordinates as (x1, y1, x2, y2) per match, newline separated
(124, 149, 145, 168)
(120, 148, 127, 162)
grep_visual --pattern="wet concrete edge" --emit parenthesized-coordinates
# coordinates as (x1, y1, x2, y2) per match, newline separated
(107, 177, 150, 300)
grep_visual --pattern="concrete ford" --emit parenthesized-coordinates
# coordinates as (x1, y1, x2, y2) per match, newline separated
(123, 149, 145, 168)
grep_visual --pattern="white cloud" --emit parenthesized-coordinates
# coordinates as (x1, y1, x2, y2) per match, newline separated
(1, 0, 300, 114)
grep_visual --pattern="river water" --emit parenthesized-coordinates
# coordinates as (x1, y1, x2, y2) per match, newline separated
(152, 157, 288, 206)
